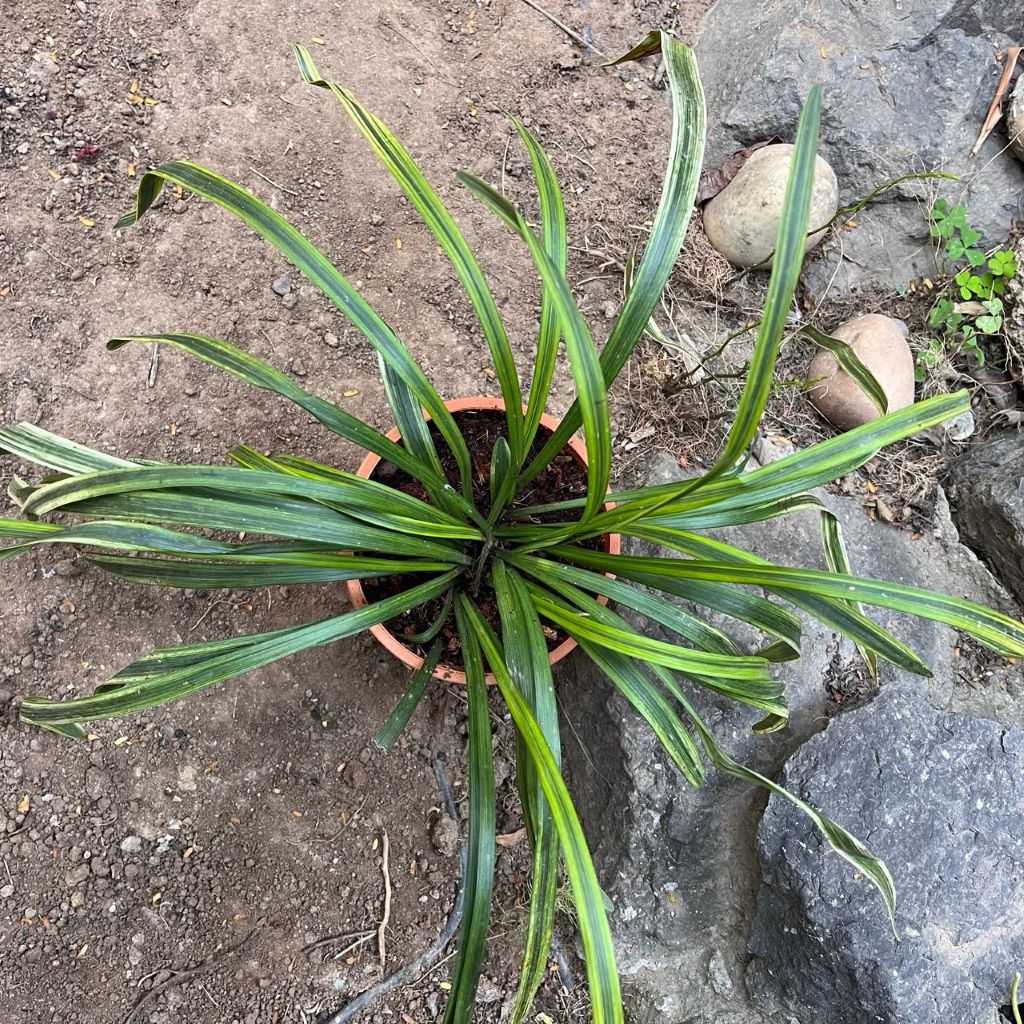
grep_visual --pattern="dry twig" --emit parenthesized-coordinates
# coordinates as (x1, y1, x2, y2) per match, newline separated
(970, 46, 1021, 156)
(516, 0, 607, 59)
(377, 829, 392, 970)
(122, 924, 261, 1024)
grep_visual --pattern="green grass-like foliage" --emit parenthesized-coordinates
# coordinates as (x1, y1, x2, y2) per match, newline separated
(918, 198, 1018, 380)
(2, 32, 1023, 1023)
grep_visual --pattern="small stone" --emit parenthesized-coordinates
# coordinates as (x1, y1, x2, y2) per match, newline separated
(0, 884, 13, 899)
(120, 835, 143, 854)
(281, 292, 298, 310)
(474, 977, 502, 1004)
(430, 815, 459, 858)
(291, 360, 306, 377)
(703, 144, 838, 268)
(369, 212, 384, 226)
(16, 141, 29, 155)
(172, 200, 188, 214)
(600, 300, 618, 319)
(14, 387, 41, 425)
(271, 274, 292, 297)
(70, 266, 86, 281)
(807, 314, 915, 431)
(323, 331, 340, 348)
(942, 408, 975, 441)
(65, 862, 91, 887)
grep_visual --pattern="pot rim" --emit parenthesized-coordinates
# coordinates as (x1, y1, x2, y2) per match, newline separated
(345, 395, 620, 684)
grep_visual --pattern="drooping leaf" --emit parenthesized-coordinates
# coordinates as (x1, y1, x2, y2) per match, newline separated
(373, 641, 443, 751)
(458, 170, 611, 525)
(293, 43, 524, 462)
(803, 324, 888, 415)
(107, 334, 445, 490)
(443, 600, 497, 1022)
(520, 31, 706, 487)
(20, 569, 460, 730)
(492, 562, 560, 1023)
(459, 595, 623, 1024)
(115, 165, 473, 498)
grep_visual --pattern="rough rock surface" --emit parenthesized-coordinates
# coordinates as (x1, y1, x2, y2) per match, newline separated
(948, 430, 1024, 603)
(748, 682, 1024, 1024)
(1008, 74, 1024, 162)
(561, 452, 1017, 1024)
(694, 0, 1024, 296)
(807, 314, 915, 430)
(703, 144, 838, 268)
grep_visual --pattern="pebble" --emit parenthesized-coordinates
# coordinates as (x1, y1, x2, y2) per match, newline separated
(172, 200, 188, 214)
(120, 835, 143, 854)
(0, 884, 13, 899)
(14, 386, 41, 425)
(65, 863, 91, 887)
(323, 332, 340, 348)
(430, 815, 459, 858)
(703, 144, 838, 267)
(942, 408, 975, 441)
(600, 299, 618, 319)
(807, 314, 915, 431)
(271, 274, 292, 296)
(282, 292, 298, 310)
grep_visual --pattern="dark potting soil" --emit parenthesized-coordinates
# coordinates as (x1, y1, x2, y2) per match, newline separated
(359, 409, 599, 669)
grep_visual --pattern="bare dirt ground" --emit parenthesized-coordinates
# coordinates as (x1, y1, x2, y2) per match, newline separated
(0, 2, 709, 1022)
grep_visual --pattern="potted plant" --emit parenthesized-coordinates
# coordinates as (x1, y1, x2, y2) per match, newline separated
(2, 31, 1022, 1024)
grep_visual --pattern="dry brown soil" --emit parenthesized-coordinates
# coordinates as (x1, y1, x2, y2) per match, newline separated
(0, 1, 709, 1022)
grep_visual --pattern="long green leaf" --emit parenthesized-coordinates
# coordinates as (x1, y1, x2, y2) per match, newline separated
(0, 423, 136, 473)
(590, 85, 822, 533)
(20, 464, 480, 542)
(373, 641, 443, 750)
(88, 552, 443, 588)
(503, 550, 739, 657)
(115, 164, 473, 498)
(520, 31, 705, 487)
(675, 687, 896, 928)
(819, 511, 878, 682)
(108, 334, 445, 491)
(56, 488, 471, 564)
(802, 324, 887, 415)
(459, 595, 623, 1024)
(521, 571, 786, 723)
(21, 569, 459, 729)
(444, 600, 497, 1022)
(293, 44, 524, 462)
(492, 562, 560, 1024)
(457, 170, 610, 524)
(511, 116, 567, 466)
(552, 546, 1024, 658)
(0, 518, 235, 563)
(565, 540, 933, 675)
(527, 588, 774, 686)
(510, 390, 971, 526)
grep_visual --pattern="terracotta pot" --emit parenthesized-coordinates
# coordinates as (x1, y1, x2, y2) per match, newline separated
(346, 396, 621, 683)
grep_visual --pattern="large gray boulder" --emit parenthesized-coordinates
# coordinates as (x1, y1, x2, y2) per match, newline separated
(747, 682, 1024, 1024)
(561, 452, 1016, 1023)
(948, 431, 1024, 604)
(694, 0, 1024, 296)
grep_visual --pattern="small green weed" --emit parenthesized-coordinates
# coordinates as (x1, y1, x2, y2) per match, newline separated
(917, 199, 1017, 381)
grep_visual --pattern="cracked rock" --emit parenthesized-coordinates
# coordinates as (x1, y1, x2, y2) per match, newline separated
(747, 683, 1024, 1024)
